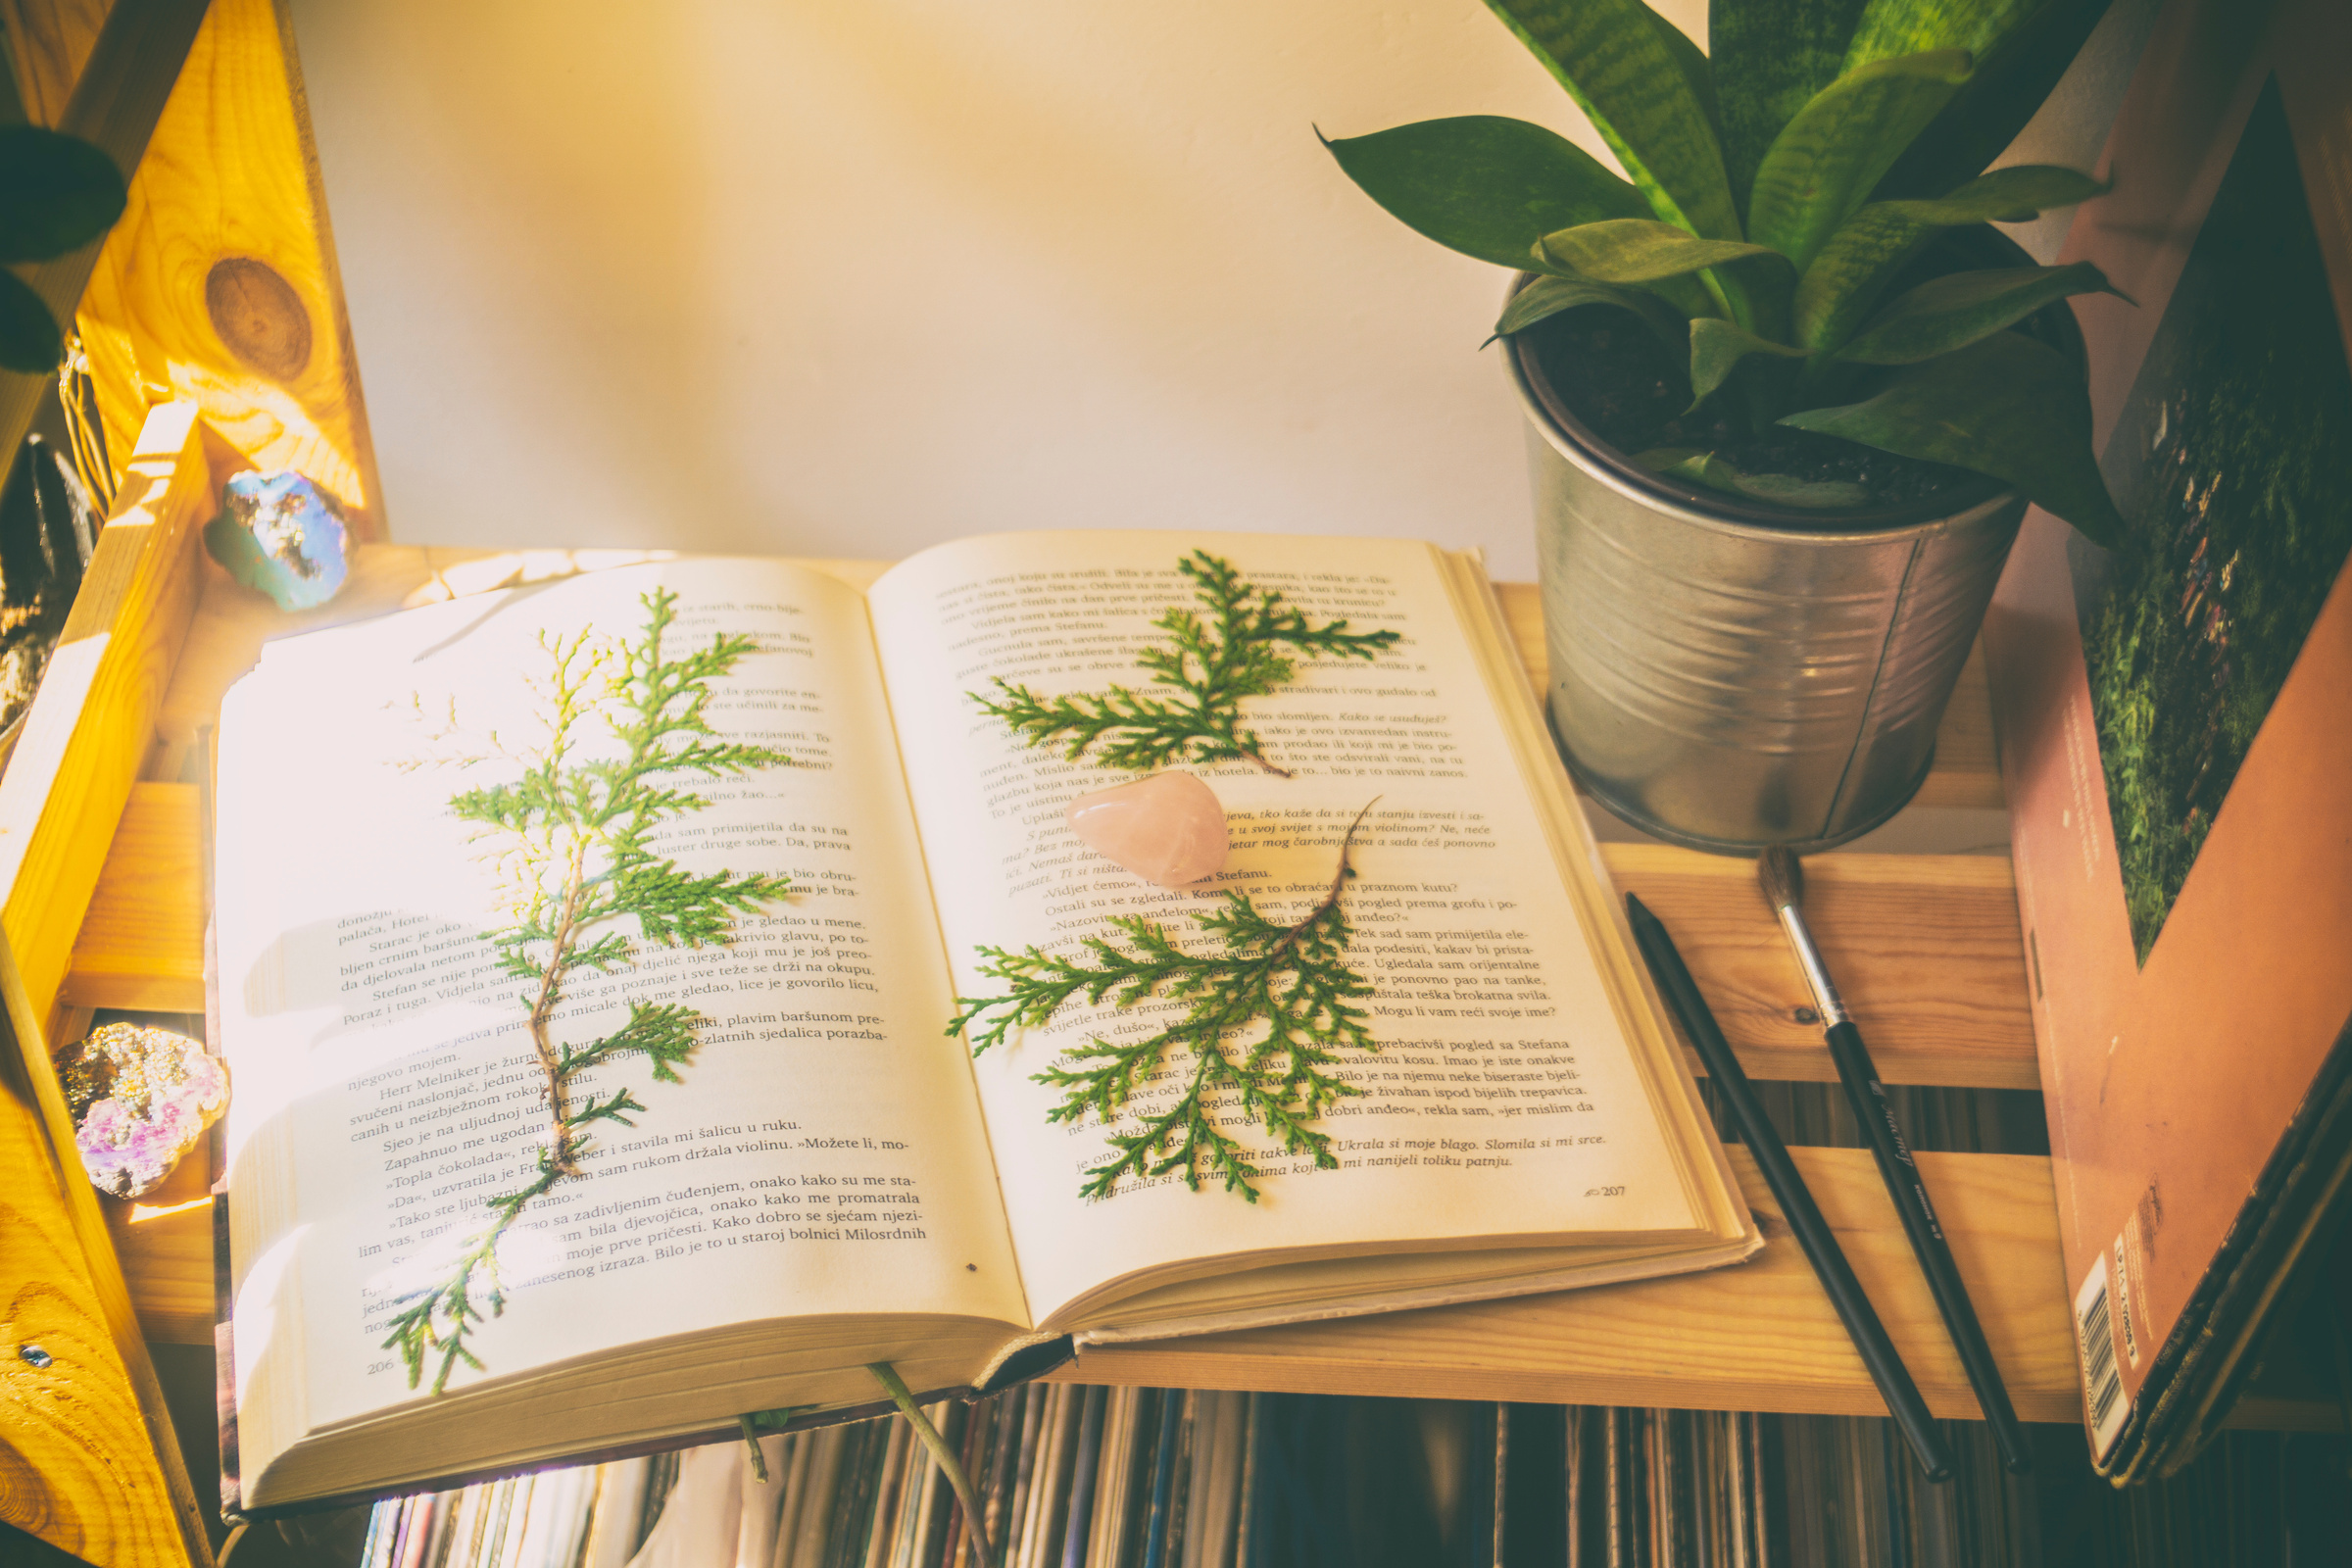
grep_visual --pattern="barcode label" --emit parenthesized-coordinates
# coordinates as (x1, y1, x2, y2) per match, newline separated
(2075, 1256, 2129, 1458)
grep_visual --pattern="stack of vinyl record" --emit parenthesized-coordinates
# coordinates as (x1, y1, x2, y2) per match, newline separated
(352, 1387, 1495, 1568)
(349, 1394, 2340, 1568)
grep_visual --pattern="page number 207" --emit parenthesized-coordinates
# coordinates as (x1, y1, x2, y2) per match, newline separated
(1585, 1185, 1625, 1198)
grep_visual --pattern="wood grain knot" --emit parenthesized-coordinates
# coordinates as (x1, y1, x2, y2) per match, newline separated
(205, 258, 312, 381)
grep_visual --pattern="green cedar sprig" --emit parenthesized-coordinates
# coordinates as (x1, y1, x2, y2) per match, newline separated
(972, 551, 1398, 777)
(383, 588, 792, 1394)
(949, 805, 1379, 1202)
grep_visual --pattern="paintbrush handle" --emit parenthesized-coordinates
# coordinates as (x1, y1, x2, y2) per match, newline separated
(1821, 1020, 2033, 1474)
(1626, 897, 1953, 1484)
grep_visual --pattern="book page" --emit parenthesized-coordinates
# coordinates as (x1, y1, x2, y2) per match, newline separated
(867, 533, 1711, 1328)
(217, 559, 1026, 1448)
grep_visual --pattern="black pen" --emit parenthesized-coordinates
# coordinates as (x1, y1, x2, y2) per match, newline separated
(1626, 892, 1954, 1484)
(1755, 848, 2033, 1475)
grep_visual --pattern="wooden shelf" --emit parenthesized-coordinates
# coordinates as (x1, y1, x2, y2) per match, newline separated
(56, 536, 2066, 1408)
(6, 440, 2326, 1545)
(1056, 1146, 2082, 1422)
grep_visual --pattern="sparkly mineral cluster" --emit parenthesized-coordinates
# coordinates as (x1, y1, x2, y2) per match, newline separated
(58, 1022, 229, 1199)
(203, 468, 352, 611)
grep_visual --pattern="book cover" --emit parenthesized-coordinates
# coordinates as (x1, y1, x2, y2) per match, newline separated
(1983, 0, 2352, 1477)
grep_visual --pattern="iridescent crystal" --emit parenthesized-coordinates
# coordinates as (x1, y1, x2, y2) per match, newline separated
(204, 469, 352, 611)
(58, 1022, 229, 1199)
(1066, 770, 1229, 888)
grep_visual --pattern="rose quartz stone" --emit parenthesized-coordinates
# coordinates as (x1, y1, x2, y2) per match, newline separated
(1067, 771, 1229, 888)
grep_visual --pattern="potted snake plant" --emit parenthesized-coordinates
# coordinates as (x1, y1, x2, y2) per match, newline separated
(1327, 0, 2123, 852)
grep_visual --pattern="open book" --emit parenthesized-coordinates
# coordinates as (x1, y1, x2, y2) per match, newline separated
(215, 531, 1758, 1511)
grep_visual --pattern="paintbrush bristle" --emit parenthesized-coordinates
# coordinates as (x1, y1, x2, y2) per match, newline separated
(1757, 846, 1804, 913)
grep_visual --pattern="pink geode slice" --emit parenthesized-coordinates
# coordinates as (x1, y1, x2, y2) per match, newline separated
(58, 1021, 229, 1200)
(1067, 771, 1229, 888)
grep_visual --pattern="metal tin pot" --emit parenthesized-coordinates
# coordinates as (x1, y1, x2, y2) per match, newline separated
(1506, 262, 2078, 855)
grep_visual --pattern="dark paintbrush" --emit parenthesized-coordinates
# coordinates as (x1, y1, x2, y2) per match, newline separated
(1756, 847, 2033, 1474)
(1625, 893, 1953, 1483)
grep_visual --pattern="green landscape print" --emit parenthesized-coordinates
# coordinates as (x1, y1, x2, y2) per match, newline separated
(2075, 78, 2352, 963)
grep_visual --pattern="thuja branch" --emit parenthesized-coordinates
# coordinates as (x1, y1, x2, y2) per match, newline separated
(383, 588, 792, 1393)
(972, 551, 1398, 777)
(948, 804, 1380, 1202)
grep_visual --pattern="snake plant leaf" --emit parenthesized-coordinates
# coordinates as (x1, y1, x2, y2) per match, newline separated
(1646, 9, 1726, 149)
(1322, 117, 1647, 270)
(0, 270, 63, 373)
(1632, 444, 1710, 470)
(1779, 330, 2124, 545)
(1656, 449, 1872, 509)
(1483, 0, 1741, 241)
(1841, 0, 2044, 69)
(1746, 50, 1975, 274)
(1495, 273, 1690, 353)
(0, 124, 126, 264)
(1688, 317, 1808, 408)
(1534, 218, 1785, 284)
(1709, 0, 1872, 218)
(1872, 0, 2112, 199)
(1838, 261, 2126, 363)
(1792, 164, 2109, 350)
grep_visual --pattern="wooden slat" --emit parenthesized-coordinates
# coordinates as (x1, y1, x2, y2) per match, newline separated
(101, 1122, 213, 1348)
(0, 921, 208, 1565)
(59, 809, 2039, 1088)
(1, 1030, 194, 1562)
(1493, 581, 2004, 814)
(1908, 637, 2005, 811)
(0, 406, 220, 1568)
(1055, 1147, 2081, 1420)
(75, 0, 387, 538)
(65, 780, 204, 1012)
(0, 402, 214, 1029)
(1604, 844, 2039, 1091)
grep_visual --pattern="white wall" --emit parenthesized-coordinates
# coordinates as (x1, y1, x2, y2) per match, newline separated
(291, 0, 1724, 581)
(288, 1, 2153, 584)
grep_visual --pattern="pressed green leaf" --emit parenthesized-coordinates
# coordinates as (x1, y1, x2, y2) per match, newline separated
(1792, 164, 2108, 350)
(1842, 0, 2042, 69)
(0, 270, 63, 373)
(1688, 317, 1807, 407)
(1779, 330, 2124, 544)
(1534, 218, 1785, 284)
(1746, 50, 1974, 273)
(1494, 273, 1690, 352)
(1838, 261, 2125, 363)
(1709, 0, 1872, 220)
(1872, 0, 2112, 199)
(0, 124, 125, 264)
(1657, 449, 1871, 508)
(1484, 0, 1741, 239)
(1322, 117, 1646, 270)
